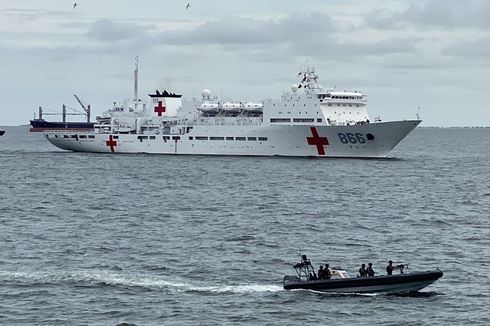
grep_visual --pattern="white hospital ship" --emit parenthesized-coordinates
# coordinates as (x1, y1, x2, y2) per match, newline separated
(43, 64, 420, 158)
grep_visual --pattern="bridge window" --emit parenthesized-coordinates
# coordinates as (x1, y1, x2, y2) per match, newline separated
(113, 135, 119, 139)
(150, 136, 156, 140)
(172, 136, 180, 140)
(189, 136, 193, 140)
(196, 136, 208, 140)
(226, 137, 234, 140)
(210, 137, 224, 140)
(88, 135, 95, 139)
(79, 135, 87, 139)
(317, 118, 322, 122)
(163, 136, 170, 141)
(258, 137, 268, 141)
(236, 137, 246, 141)
(247, 137, 257, 141)
(293, 118, 315, 123)
(270, 118, 291, 123)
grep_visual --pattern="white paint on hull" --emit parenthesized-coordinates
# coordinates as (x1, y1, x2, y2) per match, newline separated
(45, 120, 420, 158)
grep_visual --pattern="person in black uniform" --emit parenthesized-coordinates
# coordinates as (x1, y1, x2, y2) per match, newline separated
(386, 260, 398, 275)
(324, 264, 331, 279)
(317, 265, 324, 279)
(358, 263, 367, 277)
(366, 263, 375, 277)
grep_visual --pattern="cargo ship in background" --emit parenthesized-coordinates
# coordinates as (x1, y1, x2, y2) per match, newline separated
(30, 95, 94, 132)
(42, 61, 421, 158)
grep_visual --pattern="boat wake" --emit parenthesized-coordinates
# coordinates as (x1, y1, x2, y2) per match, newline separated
(0, 270, 283, 294)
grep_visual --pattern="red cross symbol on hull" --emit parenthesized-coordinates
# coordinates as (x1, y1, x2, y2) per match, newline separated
(306, 127, 329, 155)
(105, 135, 117, 153)
(154, 101, 166, 116)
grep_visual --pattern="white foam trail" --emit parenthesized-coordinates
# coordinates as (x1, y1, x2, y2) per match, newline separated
(187, 284, 283, 294)
(0, 270, 283, 294)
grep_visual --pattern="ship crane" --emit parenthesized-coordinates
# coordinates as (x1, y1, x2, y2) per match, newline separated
(74, 94, 91, 122)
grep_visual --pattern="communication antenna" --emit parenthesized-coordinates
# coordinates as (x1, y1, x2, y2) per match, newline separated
(417, 103, 421, 120)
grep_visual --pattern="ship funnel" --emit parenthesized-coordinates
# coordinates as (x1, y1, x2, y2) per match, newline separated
(148, 90, 182, 117)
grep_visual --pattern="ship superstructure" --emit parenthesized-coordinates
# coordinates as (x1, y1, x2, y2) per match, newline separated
(43, 65, 420, 158)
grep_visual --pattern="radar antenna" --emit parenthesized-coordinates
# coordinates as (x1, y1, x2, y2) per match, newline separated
(297, 65, 319, 91)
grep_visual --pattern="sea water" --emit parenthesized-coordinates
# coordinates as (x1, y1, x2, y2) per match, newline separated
(0, 126, 489, 325)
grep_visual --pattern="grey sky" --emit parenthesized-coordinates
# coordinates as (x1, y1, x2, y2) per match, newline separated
(0, 0, 489, 126)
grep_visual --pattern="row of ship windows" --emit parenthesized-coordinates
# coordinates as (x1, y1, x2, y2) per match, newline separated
(274, 103, 318, 107)
(277, 111, 318, 115)
(327, 104, 362, 107)
(190, 136, 268, 141)
(135, 136, 269, 142)
(330, 95, 362, 100)
(58, 135, 95, 139)
(318, 95, 363, 100)
(57, 134, 269, 142)
(270, 118, 322, 123)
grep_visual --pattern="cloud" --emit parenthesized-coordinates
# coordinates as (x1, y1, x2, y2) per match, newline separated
(443, 37, 490, 58)
(86, 19, 154, 43)
(158, 12, 336, 45)
(365, 0, 490, 30)
(155, 12, 416, 59)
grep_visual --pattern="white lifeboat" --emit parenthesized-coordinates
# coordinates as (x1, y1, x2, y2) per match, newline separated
(200, 102, 219, 113)
(221, 102, 241, 113)
(242, 102, 263, 113)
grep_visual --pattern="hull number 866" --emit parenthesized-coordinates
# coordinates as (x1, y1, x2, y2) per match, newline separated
(338, 133, 366, 144)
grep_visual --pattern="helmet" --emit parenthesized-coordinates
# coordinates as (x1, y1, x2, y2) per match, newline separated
(389, 260, 393, 264)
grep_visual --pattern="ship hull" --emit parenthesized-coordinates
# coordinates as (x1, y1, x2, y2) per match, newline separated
(30, 119, 94, 132)
(44, 120, 420, 158)
(283, 270, 443, 293)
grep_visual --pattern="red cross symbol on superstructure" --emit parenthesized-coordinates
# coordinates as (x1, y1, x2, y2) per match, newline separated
(105, 135, 117, 153)
(307, 127, 329, 155)
(154, 101, 166, 116)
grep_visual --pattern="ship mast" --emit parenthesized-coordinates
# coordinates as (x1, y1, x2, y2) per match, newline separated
(134, 56, 139, 109)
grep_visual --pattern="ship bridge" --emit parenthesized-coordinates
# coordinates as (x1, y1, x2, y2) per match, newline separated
(262, 67, 371, 126)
